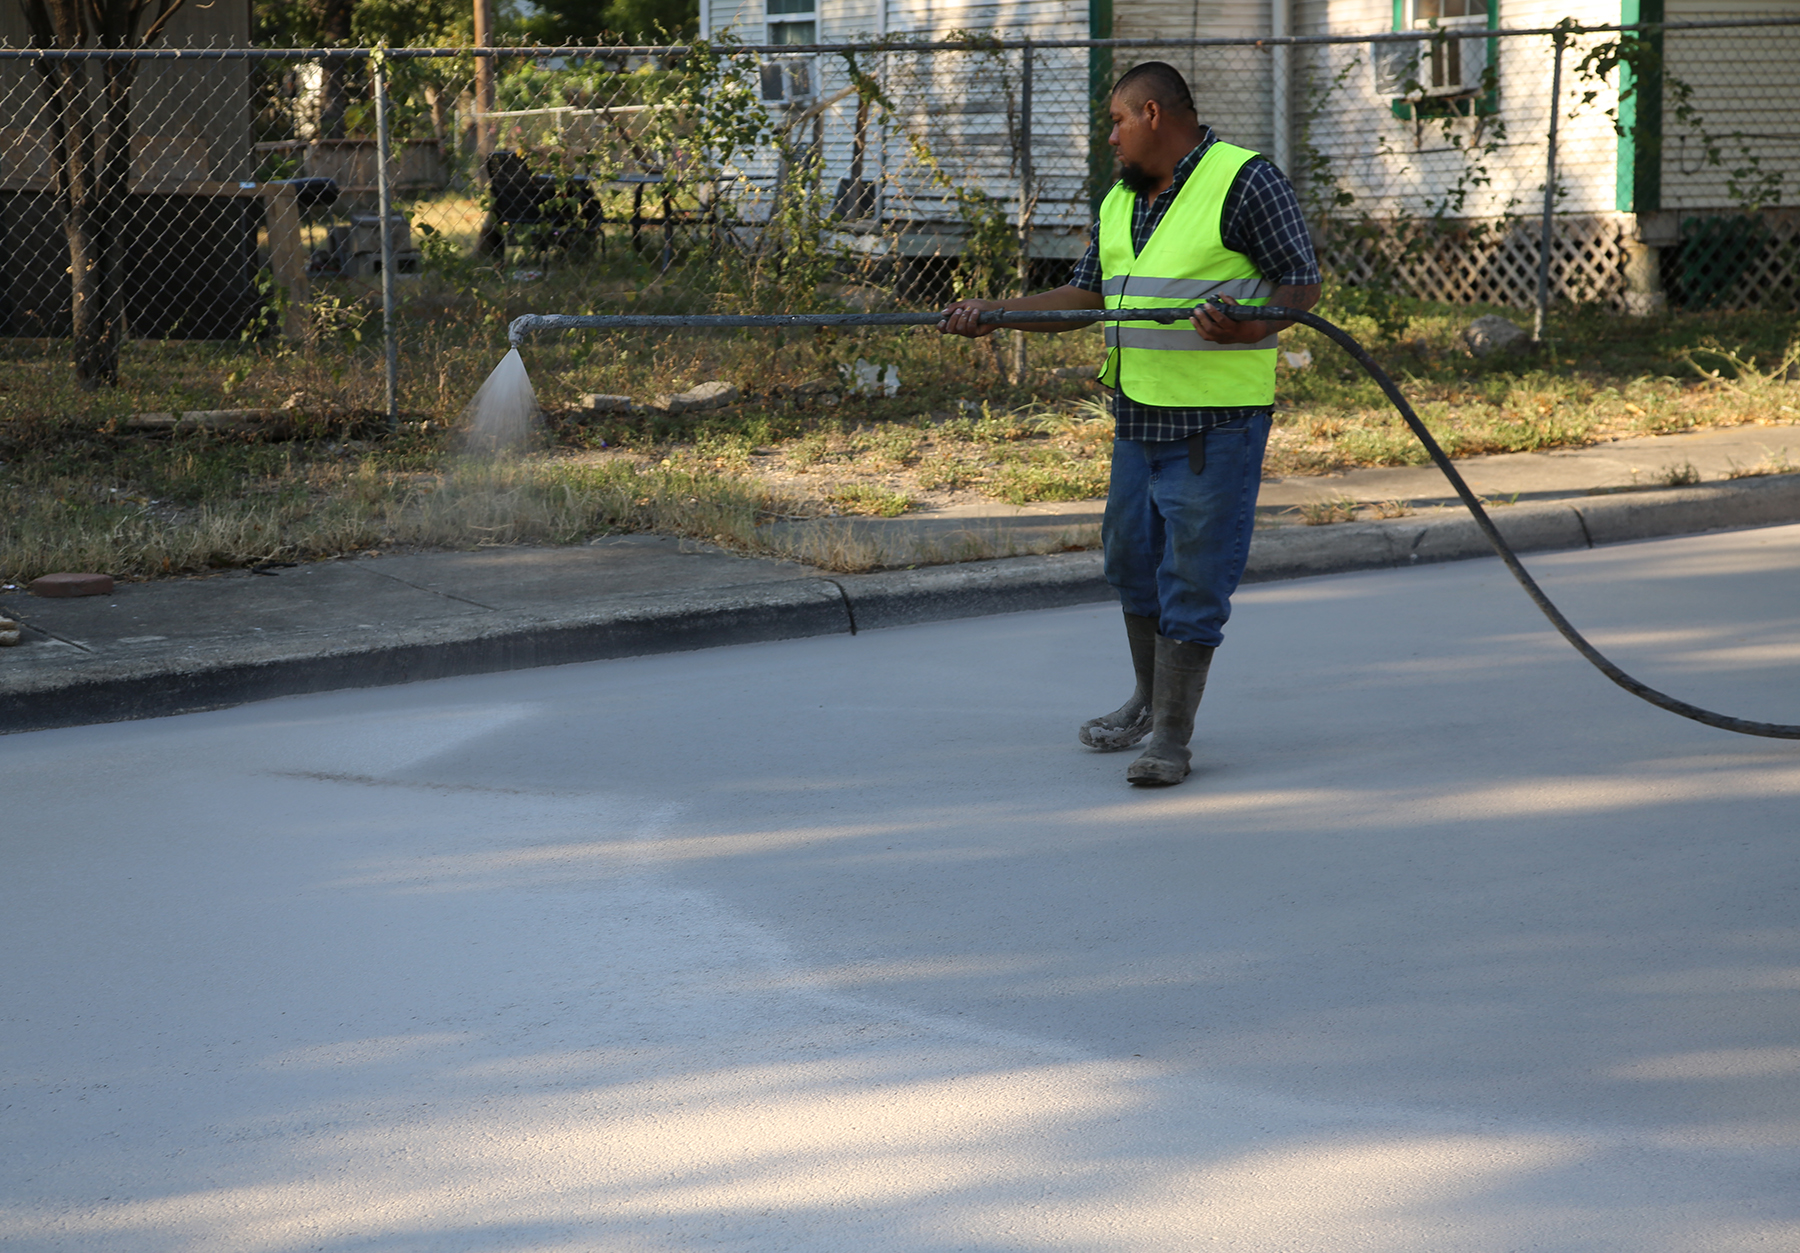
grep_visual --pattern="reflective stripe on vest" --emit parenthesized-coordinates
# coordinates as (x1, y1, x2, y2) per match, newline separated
(1096, 142, 1277, 408)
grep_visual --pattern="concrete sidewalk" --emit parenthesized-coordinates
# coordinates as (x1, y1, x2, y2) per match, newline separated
(5, 422, 1800, 734)
(797, 417, 1800, 550)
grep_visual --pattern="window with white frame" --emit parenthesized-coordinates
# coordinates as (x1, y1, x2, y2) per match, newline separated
(766, 0, 815, 46)
(1374, 0, 1494, 99)
(1411, 0, 1491, 96)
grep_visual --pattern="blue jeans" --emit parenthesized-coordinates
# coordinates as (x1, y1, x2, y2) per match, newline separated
(1102, 412, 1272, 647)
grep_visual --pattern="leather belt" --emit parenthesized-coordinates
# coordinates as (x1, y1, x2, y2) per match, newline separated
(1185, 431, 1207, 477)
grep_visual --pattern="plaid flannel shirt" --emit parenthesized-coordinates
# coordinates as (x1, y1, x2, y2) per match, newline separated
(1071, 130, 1320, 441)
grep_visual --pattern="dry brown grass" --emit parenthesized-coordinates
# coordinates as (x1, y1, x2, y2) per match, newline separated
(0, 452, 794, 583)
(4, 292, 1798, 580)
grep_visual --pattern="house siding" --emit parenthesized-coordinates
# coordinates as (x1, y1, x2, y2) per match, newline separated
(1290, 0, 1799, 221)
(1289, 0, 1624, 220)
(1114, 0, 1278, 156)
(697, 0, 1796, 274)
(1657, 1, 1800, 211)
(705, 0, 1095, 250)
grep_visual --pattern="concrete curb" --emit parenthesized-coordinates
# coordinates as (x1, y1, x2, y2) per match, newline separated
(834, 551, 1112, 632)
(1243, 473, 1800, 581)
(0, 581, 850, 735)
(6, 474, 1800, 734)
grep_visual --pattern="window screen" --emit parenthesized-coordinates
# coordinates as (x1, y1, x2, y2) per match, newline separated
(767, 0, 816, 46)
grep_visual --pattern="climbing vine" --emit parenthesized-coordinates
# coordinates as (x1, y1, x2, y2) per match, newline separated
(1575, 23, 1783, 211)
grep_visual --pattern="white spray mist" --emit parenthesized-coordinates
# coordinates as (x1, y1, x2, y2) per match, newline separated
(461, 349, 540, 455)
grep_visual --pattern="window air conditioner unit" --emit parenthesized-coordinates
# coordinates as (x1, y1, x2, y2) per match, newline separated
(760, 56, 817, 104)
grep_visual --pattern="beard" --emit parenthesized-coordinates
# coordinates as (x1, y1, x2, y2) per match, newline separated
(1118, 160, 1159, 194)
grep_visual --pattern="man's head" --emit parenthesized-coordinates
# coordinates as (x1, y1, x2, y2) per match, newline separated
(1108, 61, 1203, 194)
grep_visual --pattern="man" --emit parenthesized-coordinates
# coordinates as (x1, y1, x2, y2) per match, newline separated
(939, 61, 1321, 787)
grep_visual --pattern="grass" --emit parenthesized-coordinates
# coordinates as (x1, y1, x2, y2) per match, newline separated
(993, 458, 1112, 505)
(3, 275, 1798, 581)
(824, 484, 913, 517)
(1725, 447, 1797, 479)
(0, 440, 798, 582)
(1296, 497, 1361, 526)
(1263, 303, 1800, 478)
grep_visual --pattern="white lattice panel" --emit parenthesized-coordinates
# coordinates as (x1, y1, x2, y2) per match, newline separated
(1316, 213, 1632, 308)
(1666, 209, 1800, 311)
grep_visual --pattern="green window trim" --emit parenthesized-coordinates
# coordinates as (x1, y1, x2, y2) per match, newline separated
(1615, 0, 1663, 212)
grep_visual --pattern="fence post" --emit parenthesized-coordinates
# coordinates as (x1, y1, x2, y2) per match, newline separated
(374, 58, 400, 429)
(258, 182, 311, 342)
(1534, 26, 1567, 342)
(1271, 0, 1291, 176)
(1088, 1, 1115, 218)
(1013, 40, 1034, 385)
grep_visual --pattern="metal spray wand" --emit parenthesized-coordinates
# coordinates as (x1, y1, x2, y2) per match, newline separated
(506, 306, 1210, 345)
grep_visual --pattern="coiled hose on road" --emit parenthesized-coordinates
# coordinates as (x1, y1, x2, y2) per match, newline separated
(509, 305, 1800, 740)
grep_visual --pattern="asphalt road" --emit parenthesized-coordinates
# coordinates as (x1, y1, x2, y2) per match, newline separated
(5, 525, 1800, 1252)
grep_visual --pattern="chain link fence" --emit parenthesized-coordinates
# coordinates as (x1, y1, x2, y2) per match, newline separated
(1297, 16, 1800, 321)
(1, 17, 1796, 417)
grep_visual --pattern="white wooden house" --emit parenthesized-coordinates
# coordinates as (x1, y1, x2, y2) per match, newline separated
(700, 0, 1289, 263)
(1293, 0, 1800, 307)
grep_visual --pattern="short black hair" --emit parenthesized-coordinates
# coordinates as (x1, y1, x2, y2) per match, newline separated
(1110, 61, 1197, 116)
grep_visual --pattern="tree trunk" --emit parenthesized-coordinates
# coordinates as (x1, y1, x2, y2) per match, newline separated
(315, 0, 353, 138)
(19, 0, 185, 388)
(472, 0, 502, 258)
(86, 60, 136, 387)
(33, 55, 127, 388)
(65, 195, 111, 388)
(424, 82, 449, 163)
(35, 57, 112, 389)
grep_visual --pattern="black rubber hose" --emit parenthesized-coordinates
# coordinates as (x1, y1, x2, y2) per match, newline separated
(1236, 303, 1800, 740)
(511, 303, 1800, 739)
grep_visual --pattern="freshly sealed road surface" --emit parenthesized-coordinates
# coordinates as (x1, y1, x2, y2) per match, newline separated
(5, 525, 1800, 1252)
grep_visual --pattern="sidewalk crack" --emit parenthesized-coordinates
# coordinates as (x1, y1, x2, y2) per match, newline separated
(0, 603, 94, 653)
(352, 565, 501, 611)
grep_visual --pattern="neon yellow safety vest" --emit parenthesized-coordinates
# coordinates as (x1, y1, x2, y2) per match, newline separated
(1096, 142, 1277, 408)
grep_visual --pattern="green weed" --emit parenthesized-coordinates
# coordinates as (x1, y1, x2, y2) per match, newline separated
(825, 484, 912, 517)
(1724, 447, 1797, 478)
(993, 459, 1110, 505)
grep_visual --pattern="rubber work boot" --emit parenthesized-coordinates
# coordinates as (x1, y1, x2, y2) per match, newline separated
(1078, 612, 1159, 750)
(1125, 636, 1215, 786)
